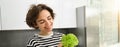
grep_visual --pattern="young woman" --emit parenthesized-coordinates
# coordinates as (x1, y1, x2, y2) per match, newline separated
(26, 4, 62, 47)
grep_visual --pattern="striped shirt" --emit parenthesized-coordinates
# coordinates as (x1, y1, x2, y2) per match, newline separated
(27, 32, 63, 47)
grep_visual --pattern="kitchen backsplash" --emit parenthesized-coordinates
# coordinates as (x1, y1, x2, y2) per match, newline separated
(0, 28, 84, 47)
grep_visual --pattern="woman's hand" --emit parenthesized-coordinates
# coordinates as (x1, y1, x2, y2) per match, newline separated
(58, 42, 62, 47)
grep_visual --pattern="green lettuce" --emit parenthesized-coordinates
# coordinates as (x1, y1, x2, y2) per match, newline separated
(61, 33, 79, 47)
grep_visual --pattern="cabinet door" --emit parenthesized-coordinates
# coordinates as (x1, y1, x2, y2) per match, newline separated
(0, 6, 1, 30)
(37, 0, 77, 28)
(61, 0, 77, 28)
(1, 0, 36, 30)
(0, 1, 1, 30)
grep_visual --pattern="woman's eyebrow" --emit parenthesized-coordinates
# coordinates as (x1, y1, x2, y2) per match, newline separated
(48, 15, 51, 17)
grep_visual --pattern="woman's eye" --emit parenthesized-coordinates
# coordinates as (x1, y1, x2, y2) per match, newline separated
(39, 21, 44, 24)
(48, 17, 51, 20)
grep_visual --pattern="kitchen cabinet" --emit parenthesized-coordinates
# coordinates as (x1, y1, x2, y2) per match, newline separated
(0, 2, 1, 30)
(0, 0, 77, 30)
(0, 0, 36, 30)
(61, 0, 76, 28)
(0, 6, 1, 30)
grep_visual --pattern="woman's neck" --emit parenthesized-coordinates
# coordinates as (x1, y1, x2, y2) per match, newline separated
(39, 31, 52, 36)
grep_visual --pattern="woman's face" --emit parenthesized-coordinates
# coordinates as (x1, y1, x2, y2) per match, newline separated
(36, 9, 54, 33)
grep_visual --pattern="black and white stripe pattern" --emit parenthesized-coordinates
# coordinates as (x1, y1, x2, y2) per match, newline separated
(27, 32, 62, 47)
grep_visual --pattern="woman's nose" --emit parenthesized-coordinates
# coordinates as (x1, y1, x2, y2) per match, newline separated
(45, 20, 50, 26)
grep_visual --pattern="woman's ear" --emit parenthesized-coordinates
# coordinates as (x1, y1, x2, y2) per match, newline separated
(34, 23, 39, 28)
